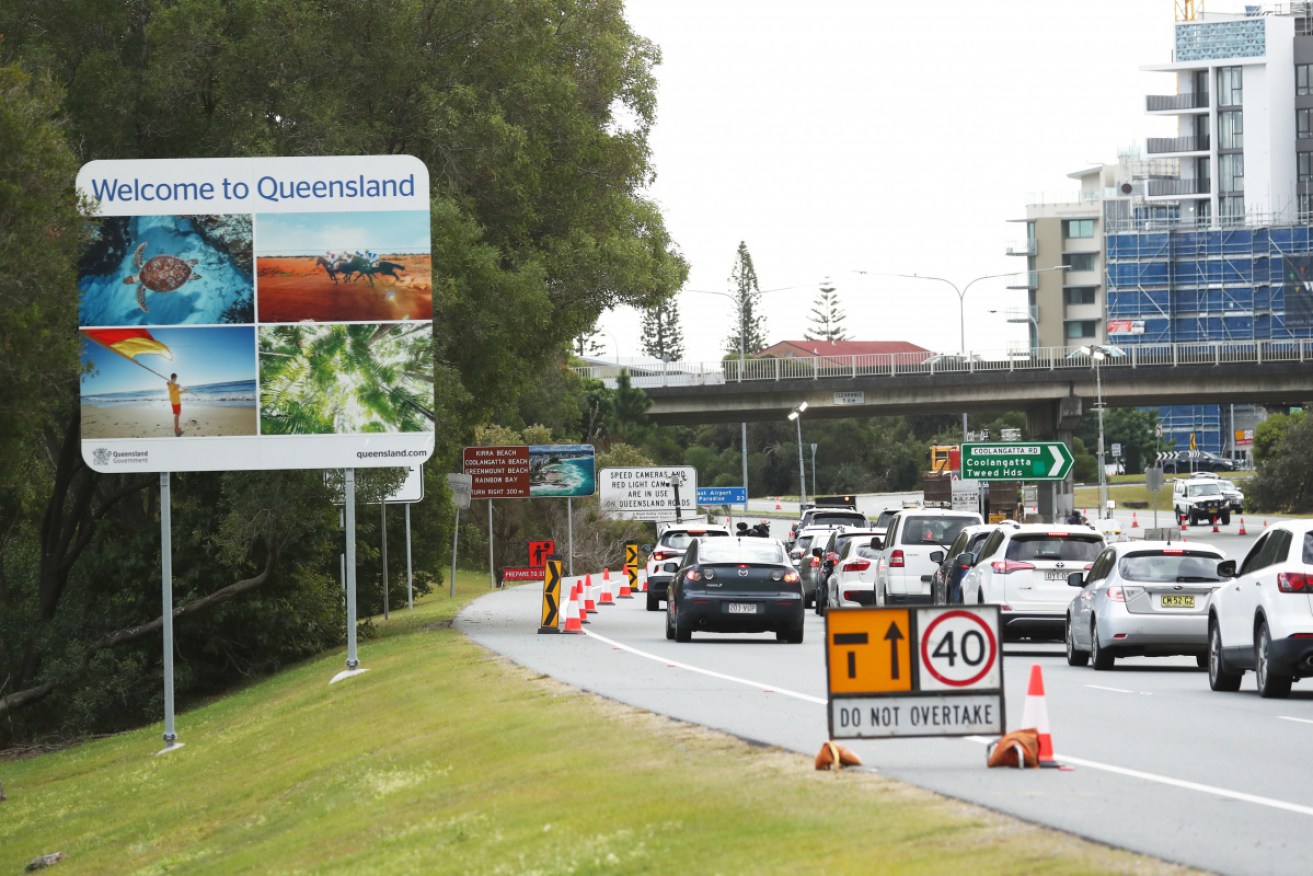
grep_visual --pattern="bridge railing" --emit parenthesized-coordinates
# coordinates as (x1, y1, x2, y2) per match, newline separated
(572, 339, 1312, 388)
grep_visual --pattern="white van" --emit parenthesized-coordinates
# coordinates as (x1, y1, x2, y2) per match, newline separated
(873, 509, 983, 605)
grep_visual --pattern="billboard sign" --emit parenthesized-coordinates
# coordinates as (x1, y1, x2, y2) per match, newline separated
(76, 155, 433, 473)
(462, 445, 596, 500)
(599, 467, 698, 521)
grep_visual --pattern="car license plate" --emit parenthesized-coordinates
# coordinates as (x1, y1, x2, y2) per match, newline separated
(1044, 571, 1068, 581)
(728, 603, 757, 614)
(1161, 595, 1195, 608)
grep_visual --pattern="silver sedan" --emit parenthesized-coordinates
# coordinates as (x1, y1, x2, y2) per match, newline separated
(1066, 540, 1228, 670)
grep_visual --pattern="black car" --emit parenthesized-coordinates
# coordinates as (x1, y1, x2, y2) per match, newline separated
(930, 524, 997, 604)
(666, 536, 805, 643)
(1161, 451, 1235, 474)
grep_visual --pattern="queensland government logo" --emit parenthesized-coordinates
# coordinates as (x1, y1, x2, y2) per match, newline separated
(92, 447, 112, 466)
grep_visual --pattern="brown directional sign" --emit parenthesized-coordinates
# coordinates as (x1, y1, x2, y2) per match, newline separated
(463, 446, 531, 499)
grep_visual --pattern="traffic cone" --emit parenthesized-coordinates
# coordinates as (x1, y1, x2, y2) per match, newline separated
(599, 568, 615, 605)
(562, 584, 583, 634)
(1180, 516, 1188, 531)
(1264, 519, 1269, 528)
(618, 567, 634, 599)
(638, 570, 648, 592)
(1020, 664, 1061, 768)
(775, 497, 782, 510)
(583, 574, 598, 614)
(1212, 517, 1220, 533)
(1238, 518, 1247, 535)
(1131, 512, 1139, 529)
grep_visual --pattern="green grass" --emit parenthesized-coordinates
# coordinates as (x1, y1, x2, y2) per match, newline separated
(0, 575, 1197, 875)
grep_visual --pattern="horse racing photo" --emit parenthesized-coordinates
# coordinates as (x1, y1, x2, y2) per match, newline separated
(254, 209, 432, 323)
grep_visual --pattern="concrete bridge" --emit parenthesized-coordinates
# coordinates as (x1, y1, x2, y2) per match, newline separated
(575, 340, 1313, 436)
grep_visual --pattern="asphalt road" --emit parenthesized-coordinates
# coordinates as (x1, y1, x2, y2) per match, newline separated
(457, 519, 1313, 875)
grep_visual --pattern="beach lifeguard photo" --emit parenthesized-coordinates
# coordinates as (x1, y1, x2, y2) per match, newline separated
(80, 326, 258, 439)
(255, 210, 432, 323)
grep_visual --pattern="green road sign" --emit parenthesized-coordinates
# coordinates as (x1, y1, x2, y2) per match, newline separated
(960, 442, 1074, 481)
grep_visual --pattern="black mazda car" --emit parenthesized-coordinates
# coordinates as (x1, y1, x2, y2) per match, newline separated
(666, 537, 805, 643)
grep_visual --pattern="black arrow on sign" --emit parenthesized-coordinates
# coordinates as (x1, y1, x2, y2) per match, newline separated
(884, 622, 905, 679)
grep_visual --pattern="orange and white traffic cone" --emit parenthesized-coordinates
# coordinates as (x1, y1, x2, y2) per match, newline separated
(638, 570, 648, 592)
(599, 568, 615, 606)
(583, 574, 598, 615)
(1020, 664, 1062, 768)
(1180, 516, 1188, 531)
(1238, 517, 1247, 535)
(1131, 512, 1139, 529)
(618, 567, 634, 599)
(1212, 517, 1221, 533)
(774, 497, 782, 510)
(562, 583, 583, 634)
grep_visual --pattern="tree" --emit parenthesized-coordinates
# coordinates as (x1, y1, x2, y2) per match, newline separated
(641, 300, 685, 361)
(805, 278, 847, 341)
(1249, 412, 1313, 512)
(724, 242, 768, 356)
(573, 327, 607, 359)
(0, 0, 688, 742)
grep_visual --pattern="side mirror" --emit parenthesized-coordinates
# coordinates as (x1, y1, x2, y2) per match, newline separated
(641, 543, 653, 554)
(662, 562, 679, 573)
(1217, 559, 1238, 578)
(929, 550, 945, 564)
(1067, 570, 1086, 588)
(956, 552, 977, 568)
(869, 537, 883, 551)
(811, 547, 823, 558)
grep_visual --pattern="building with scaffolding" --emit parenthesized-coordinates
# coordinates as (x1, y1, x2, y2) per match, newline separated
(1103, 2, 1313, 458)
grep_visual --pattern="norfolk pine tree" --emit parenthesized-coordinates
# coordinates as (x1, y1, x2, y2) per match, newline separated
(806, 278, 848, 341)
(725, 242, 768, 357)
(641, 299, 686, 361)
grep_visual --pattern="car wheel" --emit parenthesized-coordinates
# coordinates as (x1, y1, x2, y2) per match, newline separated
(777, 623, 804, 644)
(1090, 619, 1114, 670)
(646, 592, 659, 612)
(1256, 622, 1293, 699)
(665, 606, 674, 640)
(1221, 510, 1231, 526)
(1195, 654, 1208, 669)
(1065, 618, 1089, 667)
(1208, 621, 1242, 692)
(672, 601, 691, 643)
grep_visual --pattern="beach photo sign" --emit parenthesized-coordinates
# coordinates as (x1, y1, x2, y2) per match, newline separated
(76, 155, 433, 473)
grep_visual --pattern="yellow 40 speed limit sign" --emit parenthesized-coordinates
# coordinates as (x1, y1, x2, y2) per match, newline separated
(825, 606, 1004, 739)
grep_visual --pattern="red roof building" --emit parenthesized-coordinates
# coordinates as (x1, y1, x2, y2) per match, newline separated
(757, 340, 932, 367)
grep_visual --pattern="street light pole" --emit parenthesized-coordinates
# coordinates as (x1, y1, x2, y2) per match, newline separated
(788, 402, 808, 505)
(810, 442, 817, 498)
(1074, 344, 1126, 520)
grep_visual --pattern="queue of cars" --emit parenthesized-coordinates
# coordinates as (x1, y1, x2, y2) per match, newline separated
(640, 487, 1313, 700)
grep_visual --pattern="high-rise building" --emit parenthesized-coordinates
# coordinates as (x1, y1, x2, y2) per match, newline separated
(1018, 4, 1313, 462)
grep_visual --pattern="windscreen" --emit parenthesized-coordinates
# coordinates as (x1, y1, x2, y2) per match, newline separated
(901, 516, 978, 546)
(662, 530, 727, 550)
(812, 512, 866, 528)
(1006, 535, 1103, 562)
(698, 538, 787, 565)
(1118, 552, 1222, 582)
(1186, 483, 1222, 497)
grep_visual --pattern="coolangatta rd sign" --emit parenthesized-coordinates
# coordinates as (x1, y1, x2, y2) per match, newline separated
(959, 442, 1074, 482)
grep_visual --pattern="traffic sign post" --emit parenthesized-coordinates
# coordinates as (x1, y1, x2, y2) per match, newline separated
(960, 442, 1074, 482)
(826, 606, 1004, 739)
(538, 558, 562, 634)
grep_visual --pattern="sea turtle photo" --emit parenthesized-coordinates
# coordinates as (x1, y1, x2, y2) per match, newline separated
(123, 242, 202, 312)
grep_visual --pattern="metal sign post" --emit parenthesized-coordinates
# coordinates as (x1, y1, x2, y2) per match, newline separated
(446, 473, 472, 598)
(157, 472, 183, 755)
(331, 469, 368, 684)
(381, 502, 389, 620)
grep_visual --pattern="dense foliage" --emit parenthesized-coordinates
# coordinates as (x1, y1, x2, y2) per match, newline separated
(0, 0, 686, 745)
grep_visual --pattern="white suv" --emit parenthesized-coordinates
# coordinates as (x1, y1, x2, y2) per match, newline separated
(642, 524, 731, 611)
(962, 524, 1105, 641)
(873, 509, 982, 605)
(1207, 519, 1313, 698)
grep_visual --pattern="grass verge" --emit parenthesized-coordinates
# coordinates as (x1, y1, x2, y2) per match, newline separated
(0, 574, 1199, 875)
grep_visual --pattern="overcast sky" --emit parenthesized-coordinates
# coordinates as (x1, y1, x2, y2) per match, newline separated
(599, 0, 1230, 362)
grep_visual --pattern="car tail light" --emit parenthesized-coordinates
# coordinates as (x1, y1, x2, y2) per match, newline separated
(843, 590, 862, 602)
(809, 556, 820, 568)
(843, 558, 871, 573)
(685, 568, 702, 581)
(1106, 586, 1126, 602)
(826, 552, 839, 563)
(990, 560, 1036, 574)
(1162, 548, 1184, 555)
(1278, 572, 1313, 592)
(890, 550, 905, 568)
(782, 571, 800, 584)
(652, 550, 676, 562)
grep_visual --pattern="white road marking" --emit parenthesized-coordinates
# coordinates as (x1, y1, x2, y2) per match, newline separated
(583, 629, 827, 705)
(1086, 684, 1136, 693)
(1279, 716, 1313, 725)
(586, 629, 1313, 818)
